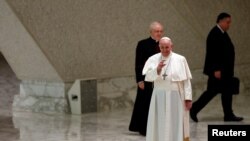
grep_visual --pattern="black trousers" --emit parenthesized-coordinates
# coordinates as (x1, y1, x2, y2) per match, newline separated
(192, 76, 234, 117)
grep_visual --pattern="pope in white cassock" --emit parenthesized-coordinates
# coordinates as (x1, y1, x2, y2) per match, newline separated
(143, 37, 192, 141)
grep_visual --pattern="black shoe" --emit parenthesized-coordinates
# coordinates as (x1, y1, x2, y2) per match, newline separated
(190, 108, 198, 122)
(224, 115, 244, 122)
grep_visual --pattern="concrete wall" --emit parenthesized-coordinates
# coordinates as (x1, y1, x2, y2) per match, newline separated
(4, 0, 250, 82)
(1, 0, 250, 113)
(0, 0, 62, 82)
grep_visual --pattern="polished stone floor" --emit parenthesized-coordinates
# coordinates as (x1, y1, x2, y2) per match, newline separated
(1, 53, 249, 141)
(0, 102, 249, 141)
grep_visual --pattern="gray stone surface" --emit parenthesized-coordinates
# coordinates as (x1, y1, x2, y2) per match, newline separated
(1, 0, 250, 114)
(0, 108, 249, 141)
(2, 0, 249, 81)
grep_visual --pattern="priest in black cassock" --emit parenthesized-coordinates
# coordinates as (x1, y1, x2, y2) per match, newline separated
(129, 21, 164, 136)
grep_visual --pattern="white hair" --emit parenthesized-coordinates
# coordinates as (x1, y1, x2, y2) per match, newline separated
(160, 37, 173, 46)
(149, 21, 163, 32)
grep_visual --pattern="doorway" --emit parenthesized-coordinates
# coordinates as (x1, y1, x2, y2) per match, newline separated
(0, 52, 20, 116)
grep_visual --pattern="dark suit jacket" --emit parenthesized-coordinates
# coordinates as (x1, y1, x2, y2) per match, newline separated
(203, 25, 235, 78)
(135, 37, 160, 83)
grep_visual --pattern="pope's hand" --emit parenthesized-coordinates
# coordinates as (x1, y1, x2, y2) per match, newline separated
(157, 60, 166, 74)
(185, 100, 192, 111)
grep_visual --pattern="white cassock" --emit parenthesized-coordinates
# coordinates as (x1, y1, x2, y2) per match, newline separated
(143, 52, 192, 141)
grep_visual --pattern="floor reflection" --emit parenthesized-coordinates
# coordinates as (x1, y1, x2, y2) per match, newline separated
(0, 115, 19, 140)
(0, 107, 249, 141)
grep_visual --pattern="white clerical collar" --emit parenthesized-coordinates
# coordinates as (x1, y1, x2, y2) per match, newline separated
(161, 51, 172, 60)
(150, 36, 159, 42)
(217, 24, 225, 33)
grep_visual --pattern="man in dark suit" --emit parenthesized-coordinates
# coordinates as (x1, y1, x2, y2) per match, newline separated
(129, 21, 163, 135)
(190, 12, 243, 122)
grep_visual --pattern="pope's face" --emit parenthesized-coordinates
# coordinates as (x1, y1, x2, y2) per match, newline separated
(159, 41, 172, 57)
